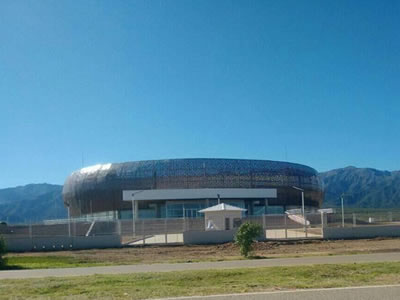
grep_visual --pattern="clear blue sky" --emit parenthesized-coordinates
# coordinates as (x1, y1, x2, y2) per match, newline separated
(0, 0, 399, 188)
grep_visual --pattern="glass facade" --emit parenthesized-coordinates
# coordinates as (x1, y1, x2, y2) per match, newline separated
(166, 201, 206, 218)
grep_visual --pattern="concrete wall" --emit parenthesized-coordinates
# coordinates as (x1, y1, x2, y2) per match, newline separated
(323, 225, 400, 239)
(4, 235, 122, 252)
(183, 229, 238, 244)
(183, 229, 266, 245)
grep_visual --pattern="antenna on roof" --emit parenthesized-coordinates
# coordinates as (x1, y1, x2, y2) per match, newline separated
(217, 194, 221, 204)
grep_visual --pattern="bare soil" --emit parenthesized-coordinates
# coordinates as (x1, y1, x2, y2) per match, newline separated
(7, 237, 400, 265)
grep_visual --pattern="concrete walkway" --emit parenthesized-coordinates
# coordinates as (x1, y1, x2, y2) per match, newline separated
(1, 252, 400, 280)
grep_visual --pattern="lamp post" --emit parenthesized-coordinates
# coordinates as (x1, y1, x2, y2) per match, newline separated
(67, 205, 71, 237)
(131, 196, 136, 238)
(292, 186, 306, 234)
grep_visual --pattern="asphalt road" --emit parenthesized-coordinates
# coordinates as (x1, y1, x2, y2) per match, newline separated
(1, 252, 400, 280)
(158, 285, 400, 300)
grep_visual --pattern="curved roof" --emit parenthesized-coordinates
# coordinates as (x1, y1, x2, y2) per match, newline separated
(63, 158, 323, 214)
(66, 158, 318, 180)
(63, 158, 319, 191)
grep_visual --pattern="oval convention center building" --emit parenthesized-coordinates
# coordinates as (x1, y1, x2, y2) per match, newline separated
(63, 158, 323, 220)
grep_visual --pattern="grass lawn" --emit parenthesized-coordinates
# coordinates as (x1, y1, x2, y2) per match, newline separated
(1, 262, 400, 299)
(2, 254, 240, 270)
(3, 255, 114, 270)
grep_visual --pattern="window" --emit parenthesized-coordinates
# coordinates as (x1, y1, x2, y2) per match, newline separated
(233, 218, 242, 228)
(225, 218, 230, 230)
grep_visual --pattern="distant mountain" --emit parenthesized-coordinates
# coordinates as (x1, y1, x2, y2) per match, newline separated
(319, 167, 400, 208)
(0, 184, 66, 224)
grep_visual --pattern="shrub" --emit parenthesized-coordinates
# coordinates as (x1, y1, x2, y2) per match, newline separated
(0, 235, 6, 267)
(234, 222, 263, 258)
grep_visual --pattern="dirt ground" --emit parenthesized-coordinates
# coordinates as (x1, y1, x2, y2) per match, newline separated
(7, 237, 400, 265)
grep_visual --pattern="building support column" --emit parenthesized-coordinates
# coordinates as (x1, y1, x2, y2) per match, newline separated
(132, 199, 136, 238)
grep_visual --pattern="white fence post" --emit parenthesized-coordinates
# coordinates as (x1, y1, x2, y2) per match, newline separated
(320, 212, 324, 237)
(142, 219, 145, 245)
(29, 223, 32, 239)
(284, 214, 288, 239)
(164, 218, 168, 244)
(305, 212, 308, 238)
(262, 214, 266, 230)
(117, 220, 121, 236)
(68, 219, 71, 237)
(29, 223, 33, 248)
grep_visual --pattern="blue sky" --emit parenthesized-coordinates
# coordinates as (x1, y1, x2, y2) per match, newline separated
(0, 0, 399, 188)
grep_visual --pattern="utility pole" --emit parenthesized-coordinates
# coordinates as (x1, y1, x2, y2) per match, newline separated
(67, 206, 71, 237)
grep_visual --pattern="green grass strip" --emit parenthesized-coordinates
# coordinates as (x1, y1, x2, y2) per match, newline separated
(3, 256, 113, 270)
(1, 262, 400, 299)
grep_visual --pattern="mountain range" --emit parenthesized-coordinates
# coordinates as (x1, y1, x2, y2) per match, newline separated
(320, 166, 400, 208)
(0, 184, 66, 223)
(1, 166, 399, 223)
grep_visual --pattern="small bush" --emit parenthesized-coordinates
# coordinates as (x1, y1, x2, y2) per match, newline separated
(234, 222, 263, 258)
(0, 235, 6, 267)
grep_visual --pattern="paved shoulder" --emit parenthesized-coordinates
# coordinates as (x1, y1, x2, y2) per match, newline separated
(1, 252, 400, 280)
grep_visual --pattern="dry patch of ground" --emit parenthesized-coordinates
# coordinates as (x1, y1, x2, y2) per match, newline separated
(4, 237, 400, 269)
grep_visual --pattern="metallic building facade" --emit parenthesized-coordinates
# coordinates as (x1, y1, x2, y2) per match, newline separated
(63, 158, 323, 218)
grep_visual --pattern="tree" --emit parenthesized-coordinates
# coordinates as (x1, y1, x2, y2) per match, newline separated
(234, 222, 263, 258)
(0, 235, 6, 267)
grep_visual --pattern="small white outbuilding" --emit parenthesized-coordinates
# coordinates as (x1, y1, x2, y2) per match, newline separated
(199, 203, 247, 231)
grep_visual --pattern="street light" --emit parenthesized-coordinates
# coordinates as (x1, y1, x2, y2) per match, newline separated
(66, 204, 71, 237)
(292, 186, 306, 234)
(341, 194, 346, 228)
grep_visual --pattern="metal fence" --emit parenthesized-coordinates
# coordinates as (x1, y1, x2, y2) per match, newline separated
(0, 214, 322, 245)
(325, 210, 400, 228)
(262, 213, 323, 239)
(2, 210, 400, 247)
(0, 220, 119, 238)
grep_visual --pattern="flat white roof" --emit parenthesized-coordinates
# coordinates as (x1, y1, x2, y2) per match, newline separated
(199, 203, 247, 213)
(123, 188, 277, 201)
